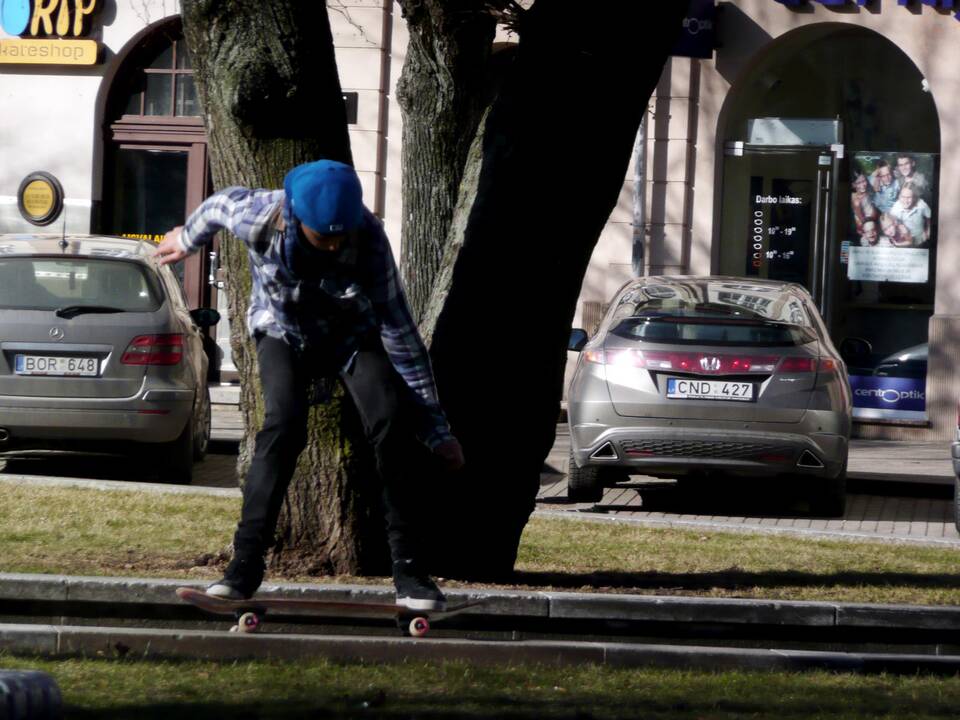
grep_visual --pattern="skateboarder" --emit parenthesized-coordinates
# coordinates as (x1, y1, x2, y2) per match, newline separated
(156, 160, 464, 611)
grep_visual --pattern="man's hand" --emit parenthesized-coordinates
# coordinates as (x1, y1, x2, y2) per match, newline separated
(156, 226, 189, 266)
(433, 438, 465, 472)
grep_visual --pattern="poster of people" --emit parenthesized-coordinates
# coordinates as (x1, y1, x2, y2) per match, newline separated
(847, 151, 936, 284)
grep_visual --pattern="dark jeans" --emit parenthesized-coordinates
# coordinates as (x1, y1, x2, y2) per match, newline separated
(232, 334, 427, 566)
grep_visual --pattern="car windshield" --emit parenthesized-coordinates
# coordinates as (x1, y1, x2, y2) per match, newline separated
(0, 257, 162, 312)
(607, 293, 817, 347)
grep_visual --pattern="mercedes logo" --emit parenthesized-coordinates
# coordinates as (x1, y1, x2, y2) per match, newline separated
(700, 356, 721, 372)
(49, 327, 64, 341)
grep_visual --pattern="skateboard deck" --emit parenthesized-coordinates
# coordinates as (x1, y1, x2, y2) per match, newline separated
(175, 586, 484, 636)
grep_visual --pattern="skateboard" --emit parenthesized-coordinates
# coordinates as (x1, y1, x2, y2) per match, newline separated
(175, 586, 484, 637)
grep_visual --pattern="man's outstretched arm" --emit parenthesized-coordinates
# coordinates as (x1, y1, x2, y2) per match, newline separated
(156, 187, 284, 265)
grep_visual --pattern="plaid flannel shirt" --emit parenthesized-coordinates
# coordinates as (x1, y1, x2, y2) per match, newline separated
(178, 186, 453, 449)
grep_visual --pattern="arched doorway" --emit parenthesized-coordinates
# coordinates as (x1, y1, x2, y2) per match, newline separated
(98, 17, 210, 305)
(716, 25, 940, 424)
(97, 17, 229, 379)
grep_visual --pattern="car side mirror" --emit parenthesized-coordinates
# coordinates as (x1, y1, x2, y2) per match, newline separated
(190, 307, 221, 328)
(839, 336, 871, 362)
(569, 328, 589, 352)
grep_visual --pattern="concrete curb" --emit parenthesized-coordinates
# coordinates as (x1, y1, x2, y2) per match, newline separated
(2, 573, 960, 634)
(1, 623, 959, 675)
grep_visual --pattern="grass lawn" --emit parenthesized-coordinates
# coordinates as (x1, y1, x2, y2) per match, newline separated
(4, 654, 960, 719)
(3, 482, 960, 718)
(0, 482, 959, 605)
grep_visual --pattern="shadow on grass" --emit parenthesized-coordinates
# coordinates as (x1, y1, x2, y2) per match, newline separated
(65, 688, 957, 720)
(64, 700, 719, 720)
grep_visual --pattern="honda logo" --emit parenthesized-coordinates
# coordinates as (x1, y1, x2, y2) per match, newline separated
(700, 356, 721, 372)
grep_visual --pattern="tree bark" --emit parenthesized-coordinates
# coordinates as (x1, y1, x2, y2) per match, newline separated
(181, 0, 390, 576)
(395, 0, 497, 322)
(419, 2, 688, 580)
(180, 0, 685, 582)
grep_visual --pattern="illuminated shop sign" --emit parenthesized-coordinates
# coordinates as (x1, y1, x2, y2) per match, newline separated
(0, 0, 101, 66)
(774, 0, 960, 20)
(849, 375, 926, 421)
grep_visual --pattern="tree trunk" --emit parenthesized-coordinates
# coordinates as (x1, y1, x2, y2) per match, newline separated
(181, 0, 390, 576)
(395, 1, 497, 322)
(420, 2, 688, 580)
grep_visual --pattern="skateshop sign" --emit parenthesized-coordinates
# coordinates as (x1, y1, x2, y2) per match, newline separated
(0, 0, 101, 66)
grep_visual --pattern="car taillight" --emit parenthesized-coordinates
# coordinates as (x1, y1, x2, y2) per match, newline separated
(121, 334, 184, 365)
(777, 357, 839, 374)
(818, 358, 839, 374)
(585, 349, 778, 373)
(778, 357, 815, 373)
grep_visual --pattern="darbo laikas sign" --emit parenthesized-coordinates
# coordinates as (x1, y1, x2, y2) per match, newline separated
(0, 0, 100, 66)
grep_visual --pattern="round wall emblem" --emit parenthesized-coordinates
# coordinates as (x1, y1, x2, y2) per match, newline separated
(18, 171, 64, 227)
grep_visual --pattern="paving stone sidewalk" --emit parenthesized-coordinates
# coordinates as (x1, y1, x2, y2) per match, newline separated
(537, 427, 960, 546)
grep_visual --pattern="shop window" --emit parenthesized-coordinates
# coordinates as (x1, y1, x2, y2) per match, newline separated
(121, 34, 198, 118)
(718, 26, 939, 424)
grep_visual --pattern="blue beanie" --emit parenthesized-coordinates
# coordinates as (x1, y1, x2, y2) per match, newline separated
(283, 160, 364, 234)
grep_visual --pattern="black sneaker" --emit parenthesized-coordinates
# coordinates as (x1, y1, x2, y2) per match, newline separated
(206, 556, 265, 600)
(393, 559, 446, 611)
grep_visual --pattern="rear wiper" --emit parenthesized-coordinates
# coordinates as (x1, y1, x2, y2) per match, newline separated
(55, 305, 126, 319)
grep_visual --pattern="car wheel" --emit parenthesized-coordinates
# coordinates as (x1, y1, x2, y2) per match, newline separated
(813, 469, 847, 518)
(567, 449, 605, 503)
(158, 415, 194, 484)
(193, 388, 211, 462)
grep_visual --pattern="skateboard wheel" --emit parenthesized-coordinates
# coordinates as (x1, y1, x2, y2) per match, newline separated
(237, 612, 261, 633)
(408, 616, 430, 637)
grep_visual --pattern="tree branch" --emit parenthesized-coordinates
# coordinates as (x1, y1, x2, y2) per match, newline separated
(326, 0, 376, 46)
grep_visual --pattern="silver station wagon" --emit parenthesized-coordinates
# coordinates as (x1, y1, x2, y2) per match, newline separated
(567, 277, 852, 515)
(0, 235, 219, 483)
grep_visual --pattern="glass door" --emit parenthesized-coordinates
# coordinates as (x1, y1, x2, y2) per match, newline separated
(718, 146, 837, 314)
(106, 147, 188, 238)
(102, 144, 223, 380)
